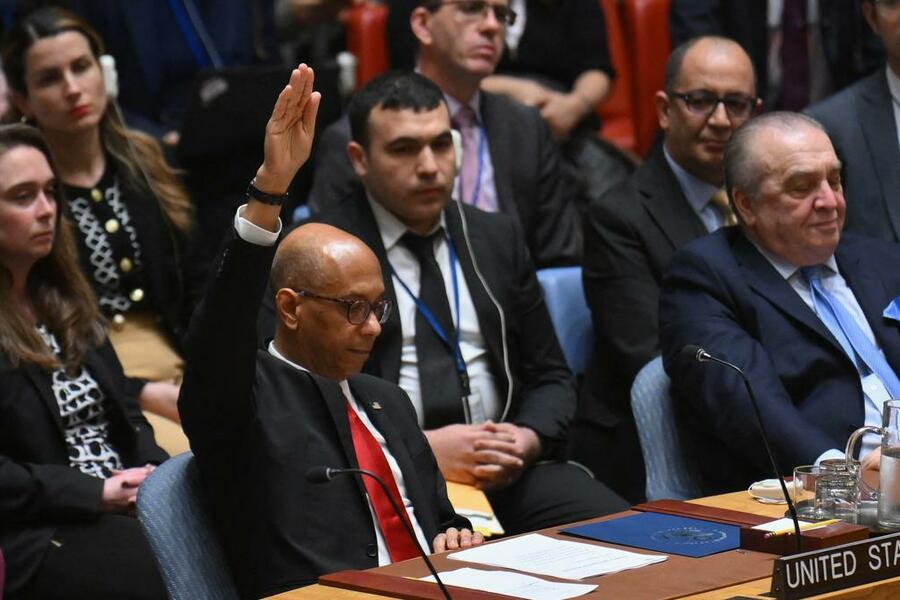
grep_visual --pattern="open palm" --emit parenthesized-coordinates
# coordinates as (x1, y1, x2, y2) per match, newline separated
(260, 64, 322, 192)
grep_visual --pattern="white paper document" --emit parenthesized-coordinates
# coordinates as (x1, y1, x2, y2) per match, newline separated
(751, 518, 798, 532)
(447, 533, 667, 580)
(420, 567, 597, 600)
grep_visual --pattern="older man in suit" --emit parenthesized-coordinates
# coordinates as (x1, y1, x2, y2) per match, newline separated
(180, 65, 479, 600)
(806, 0, 900, 243)
(660, 112, 900, 495)
(306, 71, 627, 534)
(572, 36, 760, 503)
(306, 0, 580, 268)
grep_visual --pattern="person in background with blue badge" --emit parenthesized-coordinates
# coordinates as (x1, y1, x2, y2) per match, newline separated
(660, 111, 900, 495)
(311, 71, 627, 535)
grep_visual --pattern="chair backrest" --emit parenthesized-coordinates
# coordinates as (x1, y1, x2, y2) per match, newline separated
(0, 547, 5, 600)
(631, 356, 702, 500)
(622, 0, 671, 156)
(536, 267, 594, 375)
(137, 452, 239, 600)
(597, 0, 638, 153)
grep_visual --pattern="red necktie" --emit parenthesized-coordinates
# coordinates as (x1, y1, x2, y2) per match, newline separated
(345, 400, 420, 562)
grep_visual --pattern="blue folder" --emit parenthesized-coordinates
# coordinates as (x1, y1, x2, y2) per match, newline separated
(561, 512, 740, 558)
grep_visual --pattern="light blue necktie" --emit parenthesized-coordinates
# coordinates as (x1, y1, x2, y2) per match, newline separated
(803, 266, 900, 399)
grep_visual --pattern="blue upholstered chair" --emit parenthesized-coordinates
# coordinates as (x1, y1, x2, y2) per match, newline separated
(631, 356, 703, 500)
(137, 452, 239, 600)
(536, 267, 594, 375)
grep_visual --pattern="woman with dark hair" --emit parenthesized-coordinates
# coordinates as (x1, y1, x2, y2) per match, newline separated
(2, 7, 200, 447)
(0, 123, 167, 599)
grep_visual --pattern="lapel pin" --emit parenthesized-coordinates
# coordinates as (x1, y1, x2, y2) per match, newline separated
(371, 401, 383, 410)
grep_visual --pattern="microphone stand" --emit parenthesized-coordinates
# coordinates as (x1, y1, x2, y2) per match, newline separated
(308, 467, 453, 600)
(687, 346, 803, 552)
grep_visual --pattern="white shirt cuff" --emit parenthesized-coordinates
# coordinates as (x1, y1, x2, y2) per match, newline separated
(815, 448, 845, 465)
(234, 204, 282, 246)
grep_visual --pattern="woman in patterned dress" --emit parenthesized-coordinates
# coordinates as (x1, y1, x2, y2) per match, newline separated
(0, 124, 168, 599)
(2, 8, 199, 442)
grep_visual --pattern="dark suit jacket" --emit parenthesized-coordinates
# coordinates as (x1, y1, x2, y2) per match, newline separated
(307, 91, 582, 268)
(669, 0, 883, 103)
(806, 70, 900, 243)
(0, 342, 166, 596)
(659, 228, 900, 494)
(180, 231, 467, 599)
(573, 147, 707, 501)
(309, 192, 577, 450)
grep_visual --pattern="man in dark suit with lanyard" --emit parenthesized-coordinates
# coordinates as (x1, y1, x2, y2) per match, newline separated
(179, 65, 480, 599)
(307, 0, 580, 268)
(310, 71, 627, 535)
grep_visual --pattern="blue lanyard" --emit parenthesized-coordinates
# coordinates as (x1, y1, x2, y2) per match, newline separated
(167, 0, 216, 69)
(390, 232, 470, 397)
(468, 129, 486, 209)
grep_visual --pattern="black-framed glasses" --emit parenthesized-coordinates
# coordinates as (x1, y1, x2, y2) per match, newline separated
(427, 0, 517, 25)
(294, 289, 392, 325)
(875, 0, 900, 9)
(670, 90, 758, 119)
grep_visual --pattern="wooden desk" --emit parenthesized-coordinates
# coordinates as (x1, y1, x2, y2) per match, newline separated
(266, 491, 900, 599)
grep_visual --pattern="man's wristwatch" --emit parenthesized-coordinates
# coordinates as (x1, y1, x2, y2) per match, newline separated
(246, 178, 289, 206)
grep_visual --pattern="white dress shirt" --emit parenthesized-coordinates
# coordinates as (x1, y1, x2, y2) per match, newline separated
(234, 205, 430, 566)
(753, 242, 883, 463)
(368, 197, 503, 427)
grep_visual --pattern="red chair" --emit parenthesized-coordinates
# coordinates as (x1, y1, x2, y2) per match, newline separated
(621, 0, 671, 156)
(342, 2, 390, 90)
(597, 0, 638, 154)
(1, 547, 5, 599)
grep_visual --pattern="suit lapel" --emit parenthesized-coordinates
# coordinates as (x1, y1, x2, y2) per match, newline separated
(479, 94, 516, 219)
(734, 233, 848, 358)
(23, 363, 64, 434)
(837, 239, 900, 370)
(312, 374, 370, 500)
(638, 150, 709, 250)
(858, 72, 900, 240)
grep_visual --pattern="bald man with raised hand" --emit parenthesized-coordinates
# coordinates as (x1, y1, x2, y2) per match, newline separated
(178, 65, 479, 600)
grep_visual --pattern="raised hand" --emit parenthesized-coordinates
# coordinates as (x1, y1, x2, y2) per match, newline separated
(256, 63, 322, 194)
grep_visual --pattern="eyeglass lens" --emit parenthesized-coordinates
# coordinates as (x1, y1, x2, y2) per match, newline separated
(678, 92, 755, 118)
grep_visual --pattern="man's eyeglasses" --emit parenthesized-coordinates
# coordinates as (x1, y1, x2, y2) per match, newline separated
(294, 289, 392, 325)
(427, 0, 517, 26)
(670, 90, 758, 119)
(875, 0, 900, 10)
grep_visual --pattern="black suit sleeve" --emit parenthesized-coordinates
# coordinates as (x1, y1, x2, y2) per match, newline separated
(506, 218, 577, 451)
(179, 231, 276, 450)
(669, 0, 724, 46)
(583, 193, 661, 386)
(0, 457, 104, 524)
(529, 116, 582, 268)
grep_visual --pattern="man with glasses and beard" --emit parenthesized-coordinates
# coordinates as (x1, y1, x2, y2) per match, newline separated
(573, 37, 761, 503)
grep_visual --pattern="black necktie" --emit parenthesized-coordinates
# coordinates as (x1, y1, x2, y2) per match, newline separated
(400, 230, 464, 427)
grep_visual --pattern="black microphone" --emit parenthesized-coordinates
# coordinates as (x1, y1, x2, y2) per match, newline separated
(680, 345, 803, 552)
(306, 466, 453, 600)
